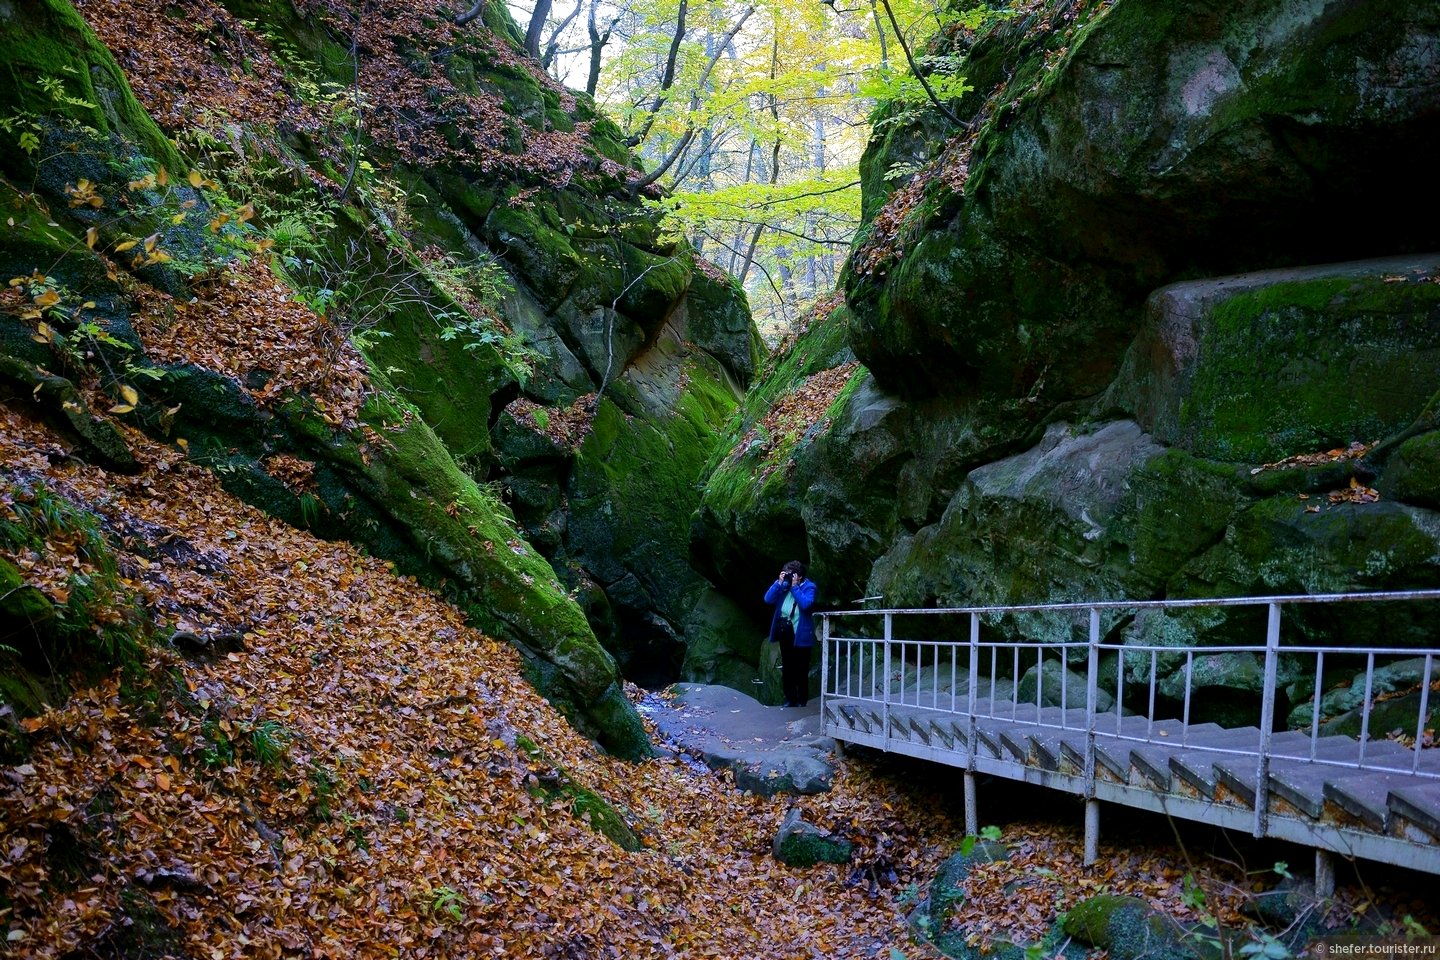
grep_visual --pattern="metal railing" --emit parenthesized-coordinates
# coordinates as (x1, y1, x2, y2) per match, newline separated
(820, 591, 1440, 808)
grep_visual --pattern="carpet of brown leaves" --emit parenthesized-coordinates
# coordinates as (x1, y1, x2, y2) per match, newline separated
(0, 404, 959, 958)
(506, 395, 597, 450)
(128, 261, 368, 429)
(78, 0, 618, 187)
(759, 361, 860, 444)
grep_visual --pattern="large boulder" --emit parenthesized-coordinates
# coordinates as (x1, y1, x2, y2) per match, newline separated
(1107, 255, 1440, 463)
(843, 0, 1440, 402)
(772, 808, 853, 867)
(866, 421, 1239, 643)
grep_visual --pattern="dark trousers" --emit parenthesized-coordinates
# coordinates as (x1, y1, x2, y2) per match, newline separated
(779, 633, 812, 706)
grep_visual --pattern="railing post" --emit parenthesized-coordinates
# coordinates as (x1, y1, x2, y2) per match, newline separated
(1084, 607, 1100, 865)
(820, 615, 830, 720)
(1415, 655, 1433, 774)
(883, 612, 893, 751)
(1253, 602, 1281, 838)
(966, 612, 980, 837)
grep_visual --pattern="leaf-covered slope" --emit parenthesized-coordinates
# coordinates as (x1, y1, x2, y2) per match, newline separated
(0, 404, 966, 956)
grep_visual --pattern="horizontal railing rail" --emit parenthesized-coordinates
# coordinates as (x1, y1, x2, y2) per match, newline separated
(824, 588, 1440, 618)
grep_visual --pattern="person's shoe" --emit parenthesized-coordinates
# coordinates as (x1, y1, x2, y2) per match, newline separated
(781, 700, 797, 708)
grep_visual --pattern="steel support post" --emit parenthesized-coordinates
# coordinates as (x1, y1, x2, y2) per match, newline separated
(819, 615, 830, 719)
(882, 613, 893, 751)
(1253, 602, 1281, 838)
(1315, 849, 1335, 899)
(964, 771, 978, 838)
(1084, 799, 1100, 866)
(968, 613, 980, 768)
(1084, 608, 1101, 865)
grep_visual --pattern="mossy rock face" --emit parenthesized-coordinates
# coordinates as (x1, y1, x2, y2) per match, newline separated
(1124, 499, 1440, 712)
(682, 269, 763, 388)
(866, 422, 1235, 642)
(693, 310, 857, 602)
(845, 0, 1440, 401)
(1381, 430, 1440, 509)
(679, 588, 764, 691)
(1064, 894, 1197, 960)
(1110, 256, 1440, 463)
(0, 0, 183, 174)
(0, 356, 138, 473)
(564, 349, 738, 683)
(771, 809, 853, 867)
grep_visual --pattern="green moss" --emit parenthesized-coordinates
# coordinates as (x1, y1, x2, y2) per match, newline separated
(312, 380, 650, 759)
(568, 355, 738, 625)
(775, 828, 852, 868)
(0, 482, 154, 721)
(1180, 276, 1440, 462)
(1382, 429, 1440, 509)
(486, 203, 583, 305)
(514, 734, 644, 849)
(0, 0, 184, 174)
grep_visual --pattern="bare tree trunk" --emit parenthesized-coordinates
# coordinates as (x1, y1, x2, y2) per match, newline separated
(869, 0, 888, 67)
(525, 0, 554, 59)
(804, 85, 827, 294)
(738, 33, 782, 285)
(629, 0, 688, 145)
(584, 1, 616, 97)
(630, 127, 696, 191)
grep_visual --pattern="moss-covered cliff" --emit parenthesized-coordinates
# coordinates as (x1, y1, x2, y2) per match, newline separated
(0, 0, 758, 756)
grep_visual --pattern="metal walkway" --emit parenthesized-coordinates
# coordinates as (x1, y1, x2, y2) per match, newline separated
(818, 592, 1440, 892)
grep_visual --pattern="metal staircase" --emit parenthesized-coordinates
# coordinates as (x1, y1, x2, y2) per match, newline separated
(818, 591, 1440, 891)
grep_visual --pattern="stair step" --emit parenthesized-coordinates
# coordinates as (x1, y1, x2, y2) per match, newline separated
(1060, 737, 1131, 782)
(998, 728, 1031, 763)
(1130, 743, 1178, 791)
(1388, 783, 1440, 839)
(1321, 772, 1427, 831)
(1028, 730, 1078, 772)
(929, 717, 958, 750)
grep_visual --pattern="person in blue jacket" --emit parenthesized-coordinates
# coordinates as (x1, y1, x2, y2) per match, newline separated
(765, 560, 818, 708)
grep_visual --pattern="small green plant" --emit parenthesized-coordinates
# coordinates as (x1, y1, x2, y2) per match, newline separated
(298, 493, 321, 528)
(437, 314, 539, 386)
(1401, 915, 1431, 937)
(1239, 933, 1293, 960)
(0, 481, 150, 672)
(197, 718, 235, 769)
(429, 885, 464, 923)
(38, 74, 96, 110)
(308, 763, 337, 820)
(956, 824, 1002, 857)
(249, 719, 290, 769)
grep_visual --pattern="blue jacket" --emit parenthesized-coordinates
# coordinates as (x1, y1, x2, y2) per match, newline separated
(765, 578, 818, 648)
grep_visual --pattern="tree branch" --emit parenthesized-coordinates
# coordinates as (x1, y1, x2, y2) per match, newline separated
(874, 0, 968, 129)
(455, 0, 487, 27)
